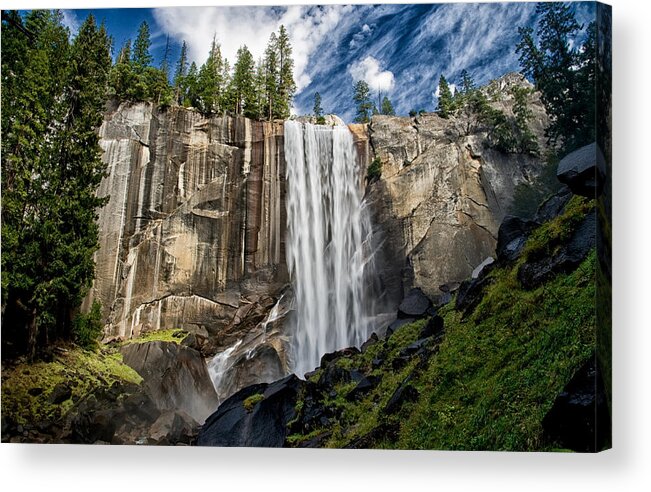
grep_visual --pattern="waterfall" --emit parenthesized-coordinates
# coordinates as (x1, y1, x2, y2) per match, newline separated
(284, 121, 375, 376)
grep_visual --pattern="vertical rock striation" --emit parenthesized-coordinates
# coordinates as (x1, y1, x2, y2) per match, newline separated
(86, 101, 288, 350)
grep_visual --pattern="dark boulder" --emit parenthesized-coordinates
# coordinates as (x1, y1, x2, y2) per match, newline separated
(397, 288, 432, 319)
(419, 315, 444, 339)
(496, 216, 538, 263)
(534, 186, 572, 224)
(196, 374, 303, 447)
(360, 332, 379, 352)
(384, 379, 419, 415)
(70, 406, 117, 444)
(542, 356, 610, 452)
(48, 382, 72, 404)
(455, 272, 495, 317)
(518, 211, 596, 289)
(346, 375, 381, 401)
(319, 347, 360, 368)
(120, 341, 218, 423)
(556, 142, 606, 197)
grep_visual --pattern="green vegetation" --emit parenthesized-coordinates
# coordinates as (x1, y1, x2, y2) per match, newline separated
(72, 300, 104, 350)
(2, 11, 112, 358)
(436, 74, 455, 118)
(313, 92, 326, 124)
(366, 156, 383, 183)
(353, 80, 375, 123)
(1, 345, 142, 427)
(287, 199, 597, 450)
(243, 393, 265, 412)
(380, 96, 395, 116)
(517, 3, 596, 155)
(120, 328, 187, 345)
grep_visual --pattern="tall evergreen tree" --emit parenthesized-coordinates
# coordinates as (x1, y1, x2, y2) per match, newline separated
(2, 12, 111, 356)
(197, 37, 224, 114)
(173, 40, 188, 104)
(516, 2, 595, 153)
(263, 32, 279, 120)
(184, 61, 199, 107)
(276, 26, 296, 119)
(229, 45, 256, 117)
(353, 80, 373, 123)
(131, 20, 153, 69)
(437, 75, 455, 118)
(313, 92, 325, 123)
(160, 34, 171, 79)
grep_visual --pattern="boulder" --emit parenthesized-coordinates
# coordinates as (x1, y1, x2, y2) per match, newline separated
(397, 288, 432, 319)
(148, 410, 198, 445)
(496, 216, 538, 263)
(542, 356, 610, 452)
(384, 378, 419, 415)
(534, 186, 572, 223)
(556, 142, 606, 197)
(196, 374, 303, 447)
(319, 347, 360, 368)
(120, 341, 219, 423)
(419, 315, 444, 339)
(455, 270, 495, 317)
(386, 317, 416, 337)
(518, 211, 596, 289)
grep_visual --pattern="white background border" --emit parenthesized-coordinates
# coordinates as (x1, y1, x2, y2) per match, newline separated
(1, 0, 649, 490)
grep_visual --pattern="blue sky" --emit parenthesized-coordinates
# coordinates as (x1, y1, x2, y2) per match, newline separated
(54, 2, 596, 122)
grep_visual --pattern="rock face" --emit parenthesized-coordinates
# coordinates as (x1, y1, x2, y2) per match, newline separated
(120, 340, 218, 423)
(86, 101, 288, 343)
(365, 73, 549, 305)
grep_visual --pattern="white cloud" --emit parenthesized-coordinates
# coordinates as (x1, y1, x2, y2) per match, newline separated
(153, 5, 349, 92)
(61, 10, 80, 36)
(348, 55, 395, 93)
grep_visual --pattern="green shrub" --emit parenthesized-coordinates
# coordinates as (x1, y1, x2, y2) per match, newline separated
(366, 156, 382, 183)
(72, 300, 103, 350)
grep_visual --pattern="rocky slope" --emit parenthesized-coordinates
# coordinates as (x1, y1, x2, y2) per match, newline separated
(197, 191, 608, 451)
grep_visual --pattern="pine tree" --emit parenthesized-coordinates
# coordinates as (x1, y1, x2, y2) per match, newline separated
(353, 80, 373, 123)
(437, 75, 455, 118)
(184, 61, 199, 107)
(173, 40, 188, 104)
(380, 96, 395, 116)
(197, 37, 224, 114)
(1, 12, 111, 356)
(263, 32, 278, 120)
(276, 25, 296, 119)
(132, 20, 153, 69)
(229, 45, 256, 117)
(511, 86, 539, 155)
(160, 34, 171, 80)
(313, 92, 325, 124)
(516, 2, 595, 153)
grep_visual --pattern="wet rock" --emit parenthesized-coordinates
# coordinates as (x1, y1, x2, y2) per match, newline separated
(557, 142, 606, 197)
(28, 387, 44, 397)
(197, 374, 303, 447)
(534, 186, 572, 223)
(496, 216, 538, 262)
(360, 332, 379, 352)
(120, 341, 218, 423)
(386, 317, 416, 337)
(397, 288, 432, 319)
(542, 356, 610, 452)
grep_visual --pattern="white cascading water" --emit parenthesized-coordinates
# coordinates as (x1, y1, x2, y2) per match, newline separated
(285, 120, 375, 376)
